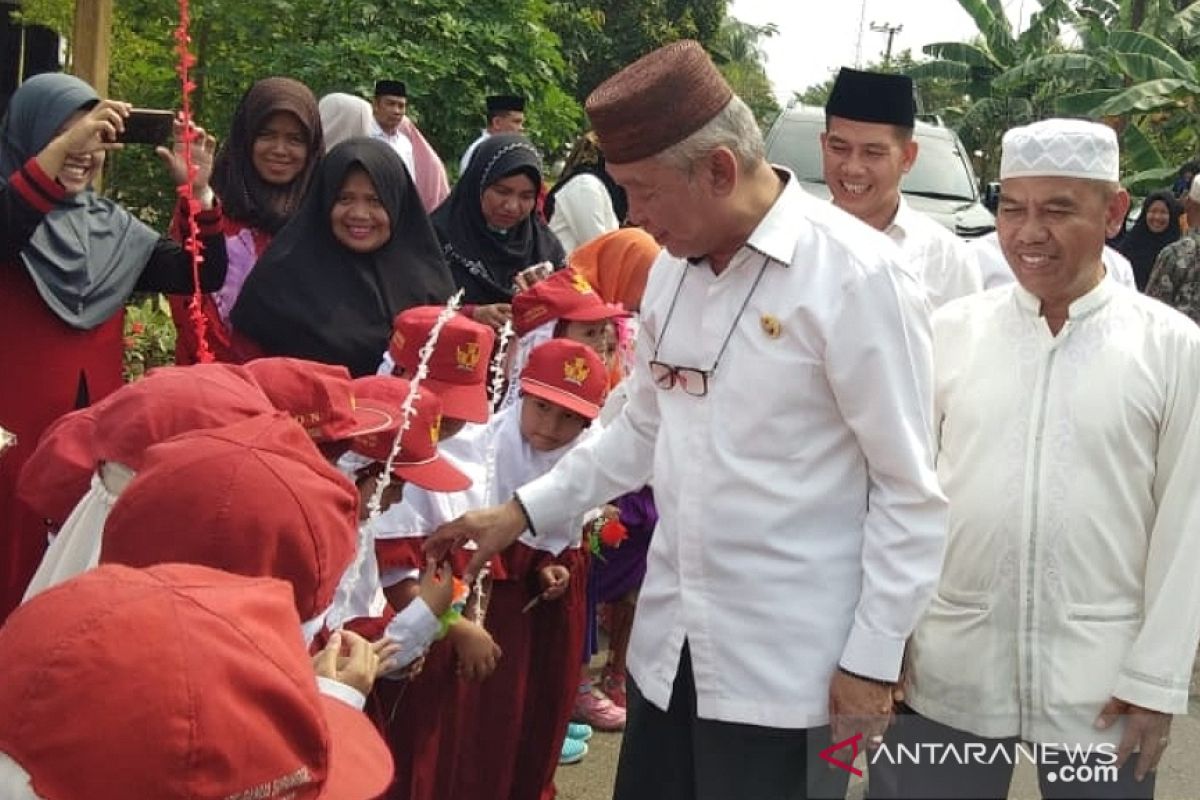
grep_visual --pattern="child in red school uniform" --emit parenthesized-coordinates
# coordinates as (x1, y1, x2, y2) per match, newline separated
(366, 308, 503, 800)
(500, 267, 628, 411)
(15, 363, 275, 601)
(0, 563, 394, 800)
(509, 267, 631, 740)
(327, 374, 472, 662)
(446, 338, 610, 800)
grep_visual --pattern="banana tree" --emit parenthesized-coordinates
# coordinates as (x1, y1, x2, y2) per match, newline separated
(910, 0, 1199, 184)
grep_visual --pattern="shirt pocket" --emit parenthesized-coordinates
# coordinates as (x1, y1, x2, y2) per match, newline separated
(1065, 601, 1141, 623)
(935, 586, 991, 612)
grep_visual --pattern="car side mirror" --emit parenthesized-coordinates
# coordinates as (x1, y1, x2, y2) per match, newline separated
(982, 182, 1001, 213)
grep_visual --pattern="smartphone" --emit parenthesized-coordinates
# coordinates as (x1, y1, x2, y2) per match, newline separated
(513, 262, 554, 292)
(117, 109, 175, 145)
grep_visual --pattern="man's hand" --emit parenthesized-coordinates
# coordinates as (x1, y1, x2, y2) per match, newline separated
(312, 630, 384, 696)
(1095, 697, 1173, 781)
(829, 669, 894, 749)
(424, 500, 529, 580)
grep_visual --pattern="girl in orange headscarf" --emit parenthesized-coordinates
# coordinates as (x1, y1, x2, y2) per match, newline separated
(568, 227, 660, 388)
(563, 227, 661, 734)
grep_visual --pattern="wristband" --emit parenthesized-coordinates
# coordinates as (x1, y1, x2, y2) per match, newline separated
(435, 608, 463, 641)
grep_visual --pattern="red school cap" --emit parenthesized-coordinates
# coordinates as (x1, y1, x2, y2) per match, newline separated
(242, 357, 395, 441)
(15, 407, 98, 528)
(99, 412, 358, 621)
(511, 268, 630, 337)
(89, 363, 276, 471)
(388, 306, 496, 424)
(349, 376, 472, 493)
(0, 562, 393, 800)
(519, 338, 609, 420)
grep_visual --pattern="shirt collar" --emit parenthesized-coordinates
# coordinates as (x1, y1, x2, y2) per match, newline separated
(741, 168, 804, 267)
(884, 196, 915, 242)
(1013, 270, 1116, 320)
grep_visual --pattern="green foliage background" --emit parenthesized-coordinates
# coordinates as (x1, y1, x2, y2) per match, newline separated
(14, 0, 788, 217)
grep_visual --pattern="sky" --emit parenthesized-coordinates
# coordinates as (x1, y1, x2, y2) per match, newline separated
(727, 0, 1034, 103)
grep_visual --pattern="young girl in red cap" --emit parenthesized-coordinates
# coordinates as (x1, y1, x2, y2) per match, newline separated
(441, 338, 609, 800)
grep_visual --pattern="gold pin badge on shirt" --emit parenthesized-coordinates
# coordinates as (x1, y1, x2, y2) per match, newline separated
(760, 313, 782, 339)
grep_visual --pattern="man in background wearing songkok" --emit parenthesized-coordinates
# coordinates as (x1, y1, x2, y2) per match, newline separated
(459, 93, 526, 173)
(871, 119, 1200, 800)
(430, 40, 946, 800)
(370, 79, 417, 180)
(822, 67, 981, 308)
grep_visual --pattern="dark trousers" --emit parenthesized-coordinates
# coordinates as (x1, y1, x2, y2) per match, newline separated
(866, 705, 1156, 800)
(613, 642, 851, 800)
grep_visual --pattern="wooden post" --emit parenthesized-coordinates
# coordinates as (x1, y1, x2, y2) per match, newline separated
(71, 0, 112, 96)
(70, 0, 112, 190)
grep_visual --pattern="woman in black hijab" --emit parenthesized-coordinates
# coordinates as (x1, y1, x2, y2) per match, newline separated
(1119, 191, 1182, 291)
(232, 137, 455, 376)
(430, 133, 565, 328)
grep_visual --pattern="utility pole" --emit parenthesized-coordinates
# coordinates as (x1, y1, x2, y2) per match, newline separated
(869, 21, 903, 67)
(854, 0, 868, 68)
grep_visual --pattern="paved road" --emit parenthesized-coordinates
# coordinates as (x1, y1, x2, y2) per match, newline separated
(555, 656, 1200, 799)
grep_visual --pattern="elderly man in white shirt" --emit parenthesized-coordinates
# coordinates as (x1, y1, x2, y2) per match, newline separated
(429, 41, 946, 800)
(869, 120, 1200, 800)
(821, 68, 982, 309)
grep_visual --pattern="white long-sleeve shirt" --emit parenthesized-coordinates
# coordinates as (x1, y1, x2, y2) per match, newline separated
(369, 118, 417, 180)
(906, 279, 1200, 744)
(518, 173, 947, 728)
(886, 198, 982, 308)
(548, 173, 618, 254)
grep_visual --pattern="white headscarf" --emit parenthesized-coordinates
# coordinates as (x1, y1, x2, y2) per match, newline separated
(21, 462, 134, 603)
(318, 93, 374, 152)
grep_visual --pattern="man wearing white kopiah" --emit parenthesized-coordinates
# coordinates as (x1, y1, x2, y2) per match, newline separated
(427, 41, 946, 800)
(869, 119, 1200, 800)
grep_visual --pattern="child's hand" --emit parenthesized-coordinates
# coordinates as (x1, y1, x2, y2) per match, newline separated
(312, 630, 382, 696)
(449, 620, 502, 681)
(538, 565, 570, 601)
(418, 557, 455, 617)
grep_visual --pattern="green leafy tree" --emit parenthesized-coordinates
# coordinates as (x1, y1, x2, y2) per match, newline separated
(546, 0, 728, 102)
(711, 18, 779, 127)
(18, 0, 584, 211)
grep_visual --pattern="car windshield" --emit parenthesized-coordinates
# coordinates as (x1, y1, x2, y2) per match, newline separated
(768, 117, 976, 201)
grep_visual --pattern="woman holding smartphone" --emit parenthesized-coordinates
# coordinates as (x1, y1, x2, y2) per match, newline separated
(430, 133, 566, 330)
(0, 72, 227, 622)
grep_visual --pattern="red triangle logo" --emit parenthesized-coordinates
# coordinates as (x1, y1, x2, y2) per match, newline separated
(819, 732, 863, 777)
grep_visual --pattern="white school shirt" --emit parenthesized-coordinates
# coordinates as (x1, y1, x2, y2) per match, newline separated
(369, 118, 417, 180)
(518, 172, 947, 728)
(973, 231, 1136, 290)
(886, 197, 982, 308)
(906, 279, 1200, 744)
